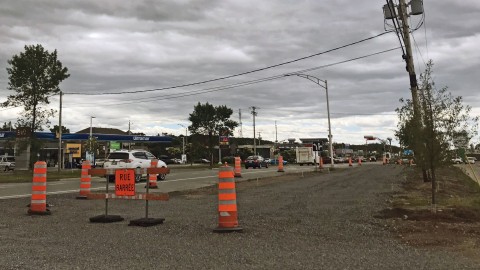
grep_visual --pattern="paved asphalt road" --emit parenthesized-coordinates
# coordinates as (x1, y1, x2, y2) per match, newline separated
(0, 163, 344, 199)
(1, 163, 478, 269)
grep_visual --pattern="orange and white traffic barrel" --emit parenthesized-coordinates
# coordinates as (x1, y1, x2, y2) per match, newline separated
(358, 157, 362, 166)
(234, 157, 242, 178)
(319, 156, 324, 169)
(147, 159, 159, 189)
(348, 157, 353, 167)
(28, 161, 50, 215)
(77, 160, 91, 199)
(277, 156, 285, 172)
(213, 165, 242, 232)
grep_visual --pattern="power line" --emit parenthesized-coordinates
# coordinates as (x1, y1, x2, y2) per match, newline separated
(65, 47, 400, 107)
(65, 32, 392, 96)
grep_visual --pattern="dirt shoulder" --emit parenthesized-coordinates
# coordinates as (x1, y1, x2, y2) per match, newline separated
(376, 165, 480, 261)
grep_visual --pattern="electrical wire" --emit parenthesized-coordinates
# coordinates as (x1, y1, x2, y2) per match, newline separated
(385, 0, 406, 56)
(65, 32, 392, 96)
(65, 47, 400, 107)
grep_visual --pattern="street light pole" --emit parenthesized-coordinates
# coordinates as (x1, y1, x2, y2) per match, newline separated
(89, 116, 95, 163)
(285, 74, 334, 167)
(178, 124, 188, 163)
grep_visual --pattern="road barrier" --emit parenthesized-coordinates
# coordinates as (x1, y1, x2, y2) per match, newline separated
(28, 161, 50, 215)
(85, 166, 170, 226)
(234, 157, 242, 178)
(277, 156, 285, 172)
(77, 160, 92, 199)
(213, 165, 242, 233)
(146, 159, 159, 189)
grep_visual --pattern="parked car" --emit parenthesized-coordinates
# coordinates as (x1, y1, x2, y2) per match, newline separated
(0, 155, 15, 171)
(369, 156, 377, 162)
(269, 158, 288, 165)
(95, 158, 106, 168)
(245, 155, 269, 169)
(465, 157, 476, 164)
(195, 158, 210, 164)
(158, 155, 176, 165)
(451, 157, 463, 164)
(103, 149, 168, 182)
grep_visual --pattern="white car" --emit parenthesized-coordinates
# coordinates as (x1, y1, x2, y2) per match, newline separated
(103, 150, 167, 182)
(451, 157, 463, 164)
(0, 156, 15, 171)
(465, 157, 476, 164)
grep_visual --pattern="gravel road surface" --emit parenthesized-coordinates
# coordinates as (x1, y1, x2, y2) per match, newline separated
(1, 165, 478, 269)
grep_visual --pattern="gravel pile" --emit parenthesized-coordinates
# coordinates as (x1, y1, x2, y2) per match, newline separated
(1, 165, 478, 269)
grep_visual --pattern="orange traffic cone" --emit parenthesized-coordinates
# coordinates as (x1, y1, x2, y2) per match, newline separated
(77, 160, 92, 199)
(234, 157, 242, 178)
(348, 157, 353, 167)
(319, 157, 324, 169)
(213, 165, 242, 232)
(277, 156, 285, 172)
(147, 159, 159, 189)
(28, 161, 51, 215)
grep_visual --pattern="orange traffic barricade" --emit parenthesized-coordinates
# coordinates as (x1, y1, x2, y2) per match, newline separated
(277, 156, 285, 172)
(234, 156, 242, 178)
(147, 159, 159, 189)
(28, 161, 51, 215)
(77, 160, 91, 199)
(213, 165, 242, 232)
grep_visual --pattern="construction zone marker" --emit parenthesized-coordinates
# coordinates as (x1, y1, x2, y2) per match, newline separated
(214, 164, 242, 233)
(76, 160, 92, 199)
(86, 166, 170, 225)
(28, 161, 51, 215)
(319, 156, 324, 169)
(234, 156, 242, 178)
(358, 157, 362, 166)
(146, 159, 159, 189)
(277, 156, 285, 172)
(348, 157, 353, 167)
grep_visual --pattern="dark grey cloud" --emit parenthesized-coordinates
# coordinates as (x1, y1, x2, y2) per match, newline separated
(0, 0, 478, 145)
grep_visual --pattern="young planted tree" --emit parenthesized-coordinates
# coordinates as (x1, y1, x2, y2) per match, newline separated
(188, 102, 238, 166)
(396, 60, 478, 208)
(2, 44, 70, 166)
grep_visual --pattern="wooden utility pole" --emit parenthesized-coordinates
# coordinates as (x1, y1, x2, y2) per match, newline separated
(57, 91, 63, 172)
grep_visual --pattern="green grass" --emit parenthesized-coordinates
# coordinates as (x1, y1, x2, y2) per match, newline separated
(0, 170, 82, 183)
(393, 166, 480, 211)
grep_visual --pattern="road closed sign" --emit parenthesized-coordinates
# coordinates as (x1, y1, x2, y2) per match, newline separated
(115, 169, 135, 196)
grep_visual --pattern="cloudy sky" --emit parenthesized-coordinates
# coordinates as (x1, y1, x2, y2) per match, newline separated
(1, 0, 479, 146)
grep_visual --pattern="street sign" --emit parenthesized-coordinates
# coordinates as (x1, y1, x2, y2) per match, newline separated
(115, 169, 135, 196)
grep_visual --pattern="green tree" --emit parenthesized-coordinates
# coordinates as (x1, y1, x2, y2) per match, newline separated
(0, 121, 13, 131)
(2, 44, 70, 132)
(395, 60, 478, 206)
(188, 102, 238, 166)
(50, 125, 70, 134)
(2, 44, 69, 167)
